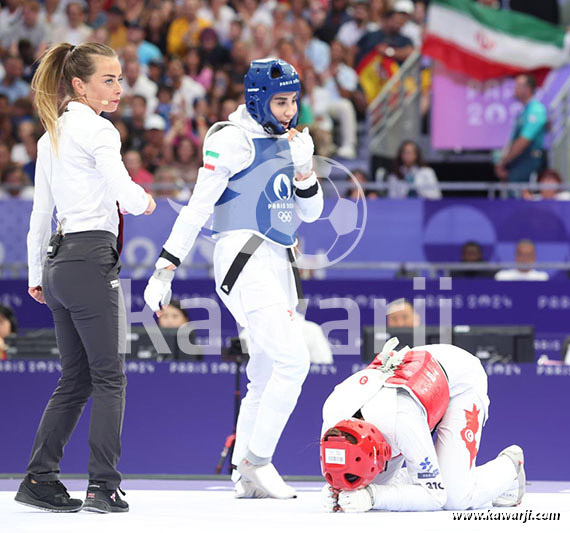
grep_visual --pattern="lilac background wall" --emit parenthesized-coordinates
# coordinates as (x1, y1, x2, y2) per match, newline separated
(1, 359, 568, 481)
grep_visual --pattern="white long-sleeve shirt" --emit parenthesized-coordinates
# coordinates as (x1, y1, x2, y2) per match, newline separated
(27, 101, 149, 287)
(162, 104, 323, 264)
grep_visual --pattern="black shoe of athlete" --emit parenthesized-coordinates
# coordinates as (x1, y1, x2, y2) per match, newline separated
(82, 483, 129, 513)
(14, 475, 83, 512)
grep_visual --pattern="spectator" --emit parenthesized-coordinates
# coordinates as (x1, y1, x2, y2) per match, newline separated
(142, 113, 168, 173)
(296, 17, 330, 75)
(124, 0, 145, 26)
(453, 241, 495, 278)
(10, 119, 35, 165)
(0, 55, 30, 103)
(39, 0, 67, 46)
(495, 239, 549, 281)
(121, 59, 158, 115)
(394, 0, 422, 47)
(168, 57, 206, 119)
(21, 134, 37, 183)
(86, 0, 107, 29)
(199, 27, 231, 69)
(300, 65, 338, 158)
(0, 142, 12, 176)
(158, 300, 190, 328)
(368, 0, 390, 26)
(125, 20, 162, 66)
(17, 38, 37, 83)
(147, 57, 165, 86)
(224, 16, 246, 50)
(156, 84, 174, 127)
(0, 164, 34, 199)
(90, 25, 109, 45)
(170, 137, 200, 184)
(387, 298, 420, 329)
(386, 140, 442, 199)
(0, 0, 22, 34)
(336, 0, 379, 51)
(61, 2, 91, 45)
(523, 169, 570, 201)
(0, 304, 18, 361)
(248, 22, 273, 61)
(167, 0, 211, 57)
(345, 168, 379, 200)
(144, 9, 169, 56)
(270, 3, 294, 44)
(324, 38, 367, 114)
(198, 0, 236, 43)
(495, 74, 546, 184)
(227, 40, 250, 97)
(107, 6, 128, 50)
(124, 150, 154, 191)
(122, 94, 148, 151)
(356, 9, 415, 66)
(153, 165, 190, 200)
(0, 0, 48, 56)
(320, 0, 352, 44)
(184, 46, 213, 90)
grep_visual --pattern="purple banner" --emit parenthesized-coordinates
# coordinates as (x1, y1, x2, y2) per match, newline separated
(1, 359, 568, 480)
(4, 199, 570, 280)
(431, 63, 570, 150)
(2, 279, 570, 361)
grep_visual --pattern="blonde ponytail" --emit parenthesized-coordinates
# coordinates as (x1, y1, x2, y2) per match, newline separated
(31, 42, 117, 154)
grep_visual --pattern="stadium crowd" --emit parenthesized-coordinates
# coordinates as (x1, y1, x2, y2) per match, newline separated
(0, 0, 567, 199)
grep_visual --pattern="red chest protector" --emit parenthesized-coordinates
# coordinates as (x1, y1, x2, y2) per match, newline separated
(367, 349, 450, 430)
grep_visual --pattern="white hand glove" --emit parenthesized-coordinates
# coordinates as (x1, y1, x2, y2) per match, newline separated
(144, 268, 174, 313)
(289, 127, 314, 175)
(338, 486, 375, 513)
(321, 485, 340, 513)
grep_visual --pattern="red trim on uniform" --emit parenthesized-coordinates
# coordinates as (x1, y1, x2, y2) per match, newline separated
(460, 404, 481, 468)
(204, 163, 216, 171)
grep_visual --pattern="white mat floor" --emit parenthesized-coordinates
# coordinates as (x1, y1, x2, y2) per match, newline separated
(1, 481, 568, 533)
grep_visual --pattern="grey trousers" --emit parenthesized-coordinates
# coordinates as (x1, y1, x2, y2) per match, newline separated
(27, 231, 126, 490)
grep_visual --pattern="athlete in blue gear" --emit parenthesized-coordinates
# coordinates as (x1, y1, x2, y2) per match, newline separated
(144, 59, 324, 498)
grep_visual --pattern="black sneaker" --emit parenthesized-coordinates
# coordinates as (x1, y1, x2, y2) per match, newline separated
(14, 475, 83, 512)
(82, 484, 129, 513)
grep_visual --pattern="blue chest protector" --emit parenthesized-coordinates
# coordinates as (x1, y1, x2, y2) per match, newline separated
(212, 137, 297, 246)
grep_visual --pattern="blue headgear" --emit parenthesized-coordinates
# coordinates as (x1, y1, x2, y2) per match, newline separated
(244, 59, 301, 135)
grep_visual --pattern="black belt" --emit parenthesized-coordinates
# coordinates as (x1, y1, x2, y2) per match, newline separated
(219, 235, 304, 304)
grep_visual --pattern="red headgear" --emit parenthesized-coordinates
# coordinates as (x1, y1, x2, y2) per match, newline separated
(320, 418, 392, 491)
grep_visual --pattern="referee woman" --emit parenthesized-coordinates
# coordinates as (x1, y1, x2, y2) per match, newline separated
(15, 42, 155, 513)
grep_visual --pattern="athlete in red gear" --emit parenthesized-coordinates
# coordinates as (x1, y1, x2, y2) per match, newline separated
(320, 339, 525, 512)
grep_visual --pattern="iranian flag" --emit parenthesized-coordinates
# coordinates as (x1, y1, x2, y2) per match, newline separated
(423, 0, 570, 80)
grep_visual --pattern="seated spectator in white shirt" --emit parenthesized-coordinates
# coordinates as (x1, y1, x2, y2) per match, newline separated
(336, 0, 380, 49)
(60, 2, 91, 46)
(0, 0, 48, 56)
(121, 59, 158, 115)
(10, 120, 36, 165)
(0, 55, 30, 103)
(495, 239, 549, 281)
(168, 58, 206, 119)
(522, 169, 570, 201)
(0, 164, 34, 199)
(39, 0, 67, 46)
(386, 140, 442, 199)
(297, 17, 330, 75)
